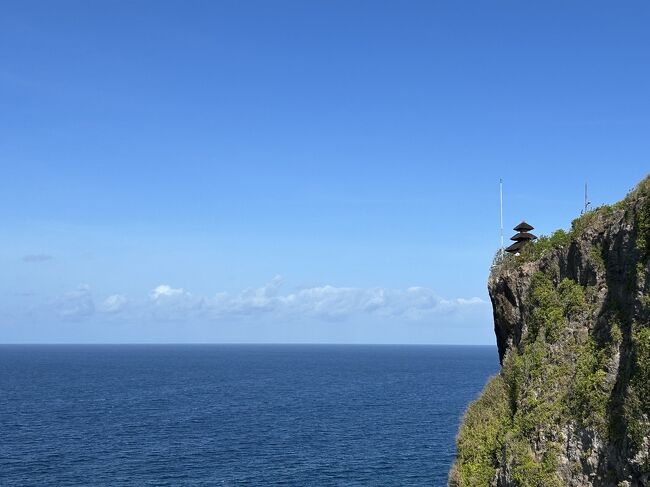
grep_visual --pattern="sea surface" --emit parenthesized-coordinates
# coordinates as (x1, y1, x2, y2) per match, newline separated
(0, 345, 499, 486)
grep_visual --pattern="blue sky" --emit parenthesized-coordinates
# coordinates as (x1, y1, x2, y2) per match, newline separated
(1, 1, 648, 343)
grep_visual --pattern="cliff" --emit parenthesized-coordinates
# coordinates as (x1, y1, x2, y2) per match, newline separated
(449, 175, 650, 487)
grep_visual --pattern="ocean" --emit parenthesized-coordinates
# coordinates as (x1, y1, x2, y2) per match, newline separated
(0, 345, 499, 486)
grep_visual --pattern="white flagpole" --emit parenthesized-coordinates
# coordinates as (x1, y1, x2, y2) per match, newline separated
(500, 178, 504, 253)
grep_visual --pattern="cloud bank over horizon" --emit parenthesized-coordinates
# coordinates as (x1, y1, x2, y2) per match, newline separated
(45, 276, 486, 324)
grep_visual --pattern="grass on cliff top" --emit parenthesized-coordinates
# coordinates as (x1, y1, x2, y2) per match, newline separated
(492, 174, 650, 273)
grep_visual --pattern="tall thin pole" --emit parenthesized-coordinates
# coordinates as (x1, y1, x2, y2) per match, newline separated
(584, 182, 588, 213)
(500, 178, 504, 252)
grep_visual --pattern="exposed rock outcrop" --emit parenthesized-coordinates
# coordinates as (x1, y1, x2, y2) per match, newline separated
(450, 175, 650, 487)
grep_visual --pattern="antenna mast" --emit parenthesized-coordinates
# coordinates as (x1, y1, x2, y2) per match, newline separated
(500, 178, 504, 252)
(584, 182, 590, 213)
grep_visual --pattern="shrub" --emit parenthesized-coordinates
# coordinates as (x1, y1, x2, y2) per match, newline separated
(549, 229, 571, 248)
(454, 375, 511, 486)
(636, 194, 650, 259)
(506, 437, 563, 487)
(631, 326, 650, 412)
(568, 338, 610, 437)
(491, 229, 572, 273)
(528, 273, 564, 342)
(558, 278, 586, 320)
(571, 211, 598, 238)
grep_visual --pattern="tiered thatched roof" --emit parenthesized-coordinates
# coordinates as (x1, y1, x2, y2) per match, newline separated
(505, 221, 537, 254)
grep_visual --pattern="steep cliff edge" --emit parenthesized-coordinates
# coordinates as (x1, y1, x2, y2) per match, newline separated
(449, 175, 650, 487)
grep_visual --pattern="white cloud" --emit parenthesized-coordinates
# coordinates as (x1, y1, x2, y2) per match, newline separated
(99, 294, 128, 313)
(450, 297, 484, 306)
(49, 278, 486, 324)
(149, 284, 203, 321)
(150, 285, 185, 300)
(56, 285, 95, 320)
(208, 275, 284, 317)
(200, 277, 485, 322)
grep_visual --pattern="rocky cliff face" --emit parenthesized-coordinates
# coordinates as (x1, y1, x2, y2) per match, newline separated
(449, 175, 650, 487)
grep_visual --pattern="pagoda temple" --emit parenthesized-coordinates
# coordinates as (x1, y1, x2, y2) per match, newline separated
(505, 221, 537, 254)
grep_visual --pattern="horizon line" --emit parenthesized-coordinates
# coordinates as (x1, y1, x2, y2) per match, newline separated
(0, 342, 497, 347)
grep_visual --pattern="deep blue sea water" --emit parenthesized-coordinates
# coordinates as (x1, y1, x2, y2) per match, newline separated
(0, 345, 499, 486)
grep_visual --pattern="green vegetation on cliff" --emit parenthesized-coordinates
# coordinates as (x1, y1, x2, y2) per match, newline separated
(493, 176, 650, 274)
(625, 324, 650, 454)
(451, 175, 650, 486)
(450, 375, 510, 486)
(451, 273, 587, 487)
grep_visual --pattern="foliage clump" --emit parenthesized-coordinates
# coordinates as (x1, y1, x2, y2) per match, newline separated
(631, 326, 650, 411)
(568, 336, 614, 437)
(463, 175, 650, 486)
(527, 273, 585, 343)
(491, 175, 650, 276)
(634, 180, 650, 290)
(493, 228, 578, 272)
(453, 272, 588, 486)
(506, 438, 563, 487)
(451, 376, 511, 487)
(637, 202, 650, 259)
(453, 266, 632, 485)
(623, 324, 650, 454)
(571, 210, 599, 238)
